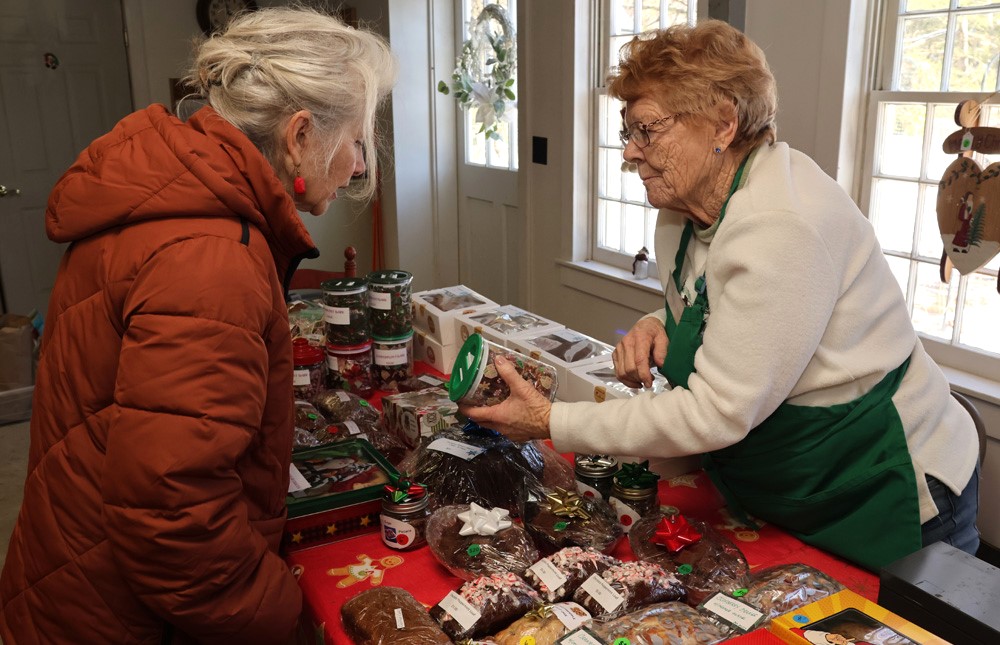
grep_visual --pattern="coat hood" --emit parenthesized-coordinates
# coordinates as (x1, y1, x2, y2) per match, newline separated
(46, 104, 317, 265)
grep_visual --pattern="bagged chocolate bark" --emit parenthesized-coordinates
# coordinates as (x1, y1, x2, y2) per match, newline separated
(590, 601, 732, 645)
(429, 572, 541, 640)
(520, 486, 624, 555)
(523, 547, 618, 604)
(340, 586, 451, 644)
(426, 503, 539, 580)
(629, 512, 750, 606)
(571, 560, 687, 620)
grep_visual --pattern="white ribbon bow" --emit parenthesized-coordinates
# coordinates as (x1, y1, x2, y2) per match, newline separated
(457, 502, 512, 536)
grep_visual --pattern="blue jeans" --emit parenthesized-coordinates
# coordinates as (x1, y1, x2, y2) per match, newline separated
(921, 462, 980, 555)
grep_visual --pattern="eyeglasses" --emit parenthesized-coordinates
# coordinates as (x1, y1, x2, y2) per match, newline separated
(619, 114, 679, 148)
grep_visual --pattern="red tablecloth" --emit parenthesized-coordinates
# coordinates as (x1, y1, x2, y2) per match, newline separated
(286, 362, 878, 643)
(286, 468, 878, 644)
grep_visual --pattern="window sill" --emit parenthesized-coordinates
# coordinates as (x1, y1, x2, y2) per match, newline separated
(557, 259, 664, 314)
(938, 365, 1000, 409)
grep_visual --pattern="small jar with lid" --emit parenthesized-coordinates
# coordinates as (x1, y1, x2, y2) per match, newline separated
(574, 454, 619, 501)
(321, 277, 370, 346)
(292, 338, 326, 401)
(366, 270, 413, 337)
(448, 333, 558, 406)
(380, 484, 430, 550)
(608, 461, 661, 532)
(372, 330, 414, 392)
(326, 341, 375, 398)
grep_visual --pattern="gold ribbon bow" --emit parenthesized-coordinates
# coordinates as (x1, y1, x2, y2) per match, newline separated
(545, 487, 591, 520)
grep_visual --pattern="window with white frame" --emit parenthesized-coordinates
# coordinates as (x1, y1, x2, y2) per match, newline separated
(461, 0, 518, 170)
(594, 0, 697, 272)
(863, 0, 1000, 372)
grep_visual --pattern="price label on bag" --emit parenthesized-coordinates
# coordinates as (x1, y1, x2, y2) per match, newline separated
(579, 573, 624, 614)
(528, 558, 568, 594)
(699, 591, 765, 633)
(549, 602, 591, 631)
(556, 627, 605, 645)
(427, 438, 487, 461)
(436, 591, 481, 632)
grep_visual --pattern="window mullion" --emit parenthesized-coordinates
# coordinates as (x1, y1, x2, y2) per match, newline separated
(941, 11, 957, 92)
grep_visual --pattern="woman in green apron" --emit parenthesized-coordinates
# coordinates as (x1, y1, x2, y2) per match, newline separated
(462, 20, 980, 571)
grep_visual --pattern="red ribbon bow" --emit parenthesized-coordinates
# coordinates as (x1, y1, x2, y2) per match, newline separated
(651, 513, 702, 552)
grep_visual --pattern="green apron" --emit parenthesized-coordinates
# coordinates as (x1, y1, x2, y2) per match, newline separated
(659, 158, 923, 571)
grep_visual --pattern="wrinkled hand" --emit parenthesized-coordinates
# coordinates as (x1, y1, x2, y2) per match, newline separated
(613, 317, 668, 388)
(458, 356, 552, 443)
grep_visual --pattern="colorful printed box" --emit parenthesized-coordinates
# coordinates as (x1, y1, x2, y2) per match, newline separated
(380, 386, 458, 449)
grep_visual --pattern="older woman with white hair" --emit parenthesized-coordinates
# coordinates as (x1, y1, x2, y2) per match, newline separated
(0, 8, 395, 644)
(463, 19, 979, 572)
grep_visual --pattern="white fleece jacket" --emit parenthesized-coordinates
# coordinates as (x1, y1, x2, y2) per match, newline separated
(550, 143, 978, 522)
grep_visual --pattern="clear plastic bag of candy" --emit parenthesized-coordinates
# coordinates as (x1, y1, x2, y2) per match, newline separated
(741, 563, 844, 621)
(426, 503, 539, 580)
(571, 560, 686, 620)
(520, 485, 624, 555)
(311, 389, 381, 427)
(341, 586, 452, 644)
(523, 547, 618, 604)
(590, 601, 733, 645)
(629, 511, 750, 606)
(488, 602, 595, 644)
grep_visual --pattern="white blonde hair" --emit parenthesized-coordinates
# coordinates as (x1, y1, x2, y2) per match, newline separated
(184, 6, 397, 200)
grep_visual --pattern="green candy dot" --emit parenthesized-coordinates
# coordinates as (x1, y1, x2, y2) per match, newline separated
(732, 588, 748, 597)
(614, 639, 631, 645)
(307, 413, 318, 419)
(359, 400, 370, 407)
(553, 521, 569, 532)
(677, 564, 693, 575)
(466, 544, 481, 557)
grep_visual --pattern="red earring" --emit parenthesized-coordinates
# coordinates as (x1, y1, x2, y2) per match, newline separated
(293, 166, 306, 195)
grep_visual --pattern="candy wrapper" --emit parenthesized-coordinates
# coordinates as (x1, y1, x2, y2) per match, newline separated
(520, 486, 624, 555)
(293, 400, 335, 450)
(488, 602, 594, 644)
(426, 503, 539, 580)
(629, 512, 750, 606)
(523, 547, 618, 603)
(572, 560, 686, 620)
(741, 563, 844, 621)
(340, 586, 452, 644)
(429, 572, 541, 640)
(396, 424, 546, 516)
(287, 298, 326, 346)
(590, 601, 732, 645)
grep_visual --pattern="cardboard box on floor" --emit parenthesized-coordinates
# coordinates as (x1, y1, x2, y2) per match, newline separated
(0, 314, 34, 391)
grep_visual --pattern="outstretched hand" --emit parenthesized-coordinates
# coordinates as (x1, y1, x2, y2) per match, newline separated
(613, 317, 668, 388)
(458, 356, 552, 443)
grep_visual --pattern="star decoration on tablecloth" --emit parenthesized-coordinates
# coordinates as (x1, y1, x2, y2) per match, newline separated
(457, 502, 512, 536)
(326, 524, 338, 536)
(359, 515, 372, 527)
(291, 532, 303, 544)
(667, 474, 699, 488)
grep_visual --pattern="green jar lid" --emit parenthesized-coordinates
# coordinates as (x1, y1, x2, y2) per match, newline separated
(372, 329, 414, 343)
(321, 276, 368, 293)
(448, 333, 488, 402)
(366, 270, 413, 286)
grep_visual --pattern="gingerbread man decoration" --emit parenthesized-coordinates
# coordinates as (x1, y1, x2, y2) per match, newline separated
(326, 553, 403, 588)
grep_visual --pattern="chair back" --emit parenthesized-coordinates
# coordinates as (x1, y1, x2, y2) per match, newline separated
(288, 246, 357, 290)
(951, 389, 987, 467)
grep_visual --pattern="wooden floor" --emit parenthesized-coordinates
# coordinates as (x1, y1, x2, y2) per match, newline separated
(0, 419, 28, 575)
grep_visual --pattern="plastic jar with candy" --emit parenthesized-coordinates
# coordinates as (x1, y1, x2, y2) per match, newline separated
(448, 333, 558, 406)
(320, 277, 369, 346)
(292, 338, 326, 401)
(372, 330, 414, 392)
(325, 340, 375, 399)
(366, 270, 413, 338)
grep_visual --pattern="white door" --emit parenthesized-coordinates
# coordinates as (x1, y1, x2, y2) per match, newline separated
(454, 0, 523, 307)
(0, 0, 133, 316)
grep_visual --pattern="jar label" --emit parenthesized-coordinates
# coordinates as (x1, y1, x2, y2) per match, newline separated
(550, 602, 592, 631)
(436, 591, 482, 632)
(292, 368, 311, 386)
(374, 346, 408, 366)
(326, 355, 339, 370)
(579, 573, 624, 614)
(576, 481, 603, 500)
(323, 305, 350, 325)
(528, 558, 568, 593)
(381, 514, 417, 549)
(369, 291, 392, 310)
(609, 496, 641, 533)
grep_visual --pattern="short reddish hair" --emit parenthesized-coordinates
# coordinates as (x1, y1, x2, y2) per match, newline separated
(608, 20, 777, 152)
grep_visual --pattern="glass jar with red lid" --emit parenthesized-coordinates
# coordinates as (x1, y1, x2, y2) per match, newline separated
(292, 338, 326, 401)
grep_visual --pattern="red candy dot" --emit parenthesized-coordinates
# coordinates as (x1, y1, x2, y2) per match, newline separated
(621, 515, 633, 526)
(397, 534, 409, 545)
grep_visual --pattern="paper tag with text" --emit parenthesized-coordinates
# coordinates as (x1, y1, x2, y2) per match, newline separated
(699, 591, 766, 633)
(579, 573, 624, 614)
(436, 591, 482, 632)
(529, 558, 569, 593)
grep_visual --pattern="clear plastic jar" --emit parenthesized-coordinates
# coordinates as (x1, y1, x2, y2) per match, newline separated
(321, 277, 369, 346)
(372, 331, 414, 392)
(292, 338, 326, 401)
(325, 341, 374, 399)
(448, 333, 558, 406)
(574, 454, 619, 501)
(366, 270, 413, 338)
(609, 481, 659, 533)
(380, 493, 430, 550)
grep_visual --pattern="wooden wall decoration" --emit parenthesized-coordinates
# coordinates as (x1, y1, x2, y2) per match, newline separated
(936, 99, 1000, 291)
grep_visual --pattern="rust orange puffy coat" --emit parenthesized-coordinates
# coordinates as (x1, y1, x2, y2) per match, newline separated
(0, 105, 317, 644)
